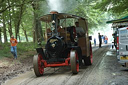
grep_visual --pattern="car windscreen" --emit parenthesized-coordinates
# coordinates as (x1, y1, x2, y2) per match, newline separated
(119, 27, 128, 45)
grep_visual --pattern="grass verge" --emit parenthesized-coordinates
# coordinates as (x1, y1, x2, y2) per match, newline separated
(0, 42, 45, 59)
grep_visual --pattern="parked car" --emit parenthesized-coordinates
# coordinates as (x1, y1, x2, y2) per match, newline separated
(107, 16, 128, 67)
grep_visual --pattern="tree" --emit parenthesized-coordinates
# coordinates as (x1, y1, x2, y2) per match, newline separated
(21, 23, 28, 42)
(31, 0, 45, 42)
(2, 12, 7, 43)
(0, 27, 2, 43)
(14, 0, 25, 39)
(7, 0, 13, 38)
(95, 0, 128, 18)
(68, 0, 106, 33)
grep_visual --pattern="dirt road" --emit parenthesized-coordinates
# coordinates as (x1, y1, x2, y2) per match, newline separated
(2, 45, 128, 85)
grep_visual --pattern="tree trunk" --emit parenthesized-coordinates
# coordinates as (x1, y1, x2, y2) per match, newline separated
(15, 0, 25, 39)
(3, 15, 7, 43)
(24, 30, 28, 42)
(38, 20, 43, 40)
(32, 1, 43, 43)
(21, 23, 29, 42)
(0, 28, 2, 43)
(34, 17, 40, 42)
(15, 6, 23, 39)
(8, 21, 13, 38)
(33, 28, 36, 43)
(7, 0, 13, 38)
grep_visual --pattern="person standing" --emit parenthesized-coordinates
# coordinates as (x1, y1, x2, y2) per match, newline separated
(75, 21, 85, 37)
(94, 38, 96, 46)
(98, 33, 102, 48)
(75, 21, 84, 66)
(105, 36, 108, 44)
(10, 35, 18, 59)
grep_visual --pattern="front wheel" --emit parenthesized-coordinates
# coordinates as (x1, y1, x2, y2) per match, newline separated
(70, 50, 79, 74)
(33, 54, 44, 77)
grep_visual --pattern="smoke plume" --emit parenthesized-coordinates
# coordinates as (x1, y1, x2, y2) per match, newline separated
(47, 0, 78, 13)
(47, 0, 63, 12)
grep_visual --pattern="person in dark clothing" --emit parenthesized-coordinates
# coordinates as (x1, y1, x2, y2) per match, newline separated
(98, 33, 102, 48)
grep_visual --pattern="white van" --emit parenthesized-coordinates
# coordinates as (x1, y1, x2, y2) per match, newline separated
(117, 27, 128, 67)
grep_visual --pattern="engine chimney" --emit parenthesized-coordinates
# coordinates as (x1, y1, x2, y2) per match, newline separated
(50, 11, 59, 36)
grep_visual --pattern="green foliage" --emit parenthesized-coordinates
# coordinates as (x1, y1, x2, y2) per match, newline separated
(68, 0, 107, 34)
(0, 43, 11, 58)
(95, 0, 128, 17)
(17, 42, 37, 52)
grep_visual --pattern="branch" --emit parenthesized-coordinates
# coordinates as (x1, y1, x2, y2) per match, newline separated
(0, 0, 33, 14)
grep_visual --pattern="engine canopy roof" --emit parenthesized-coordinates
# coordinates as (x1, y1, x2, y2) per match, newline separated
(40, 13, 85, 22)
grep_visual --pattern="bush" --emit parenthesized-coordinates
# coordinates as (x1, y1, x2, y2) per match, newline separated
(17, 42, 37, 52)
(0, 43, 11, 58)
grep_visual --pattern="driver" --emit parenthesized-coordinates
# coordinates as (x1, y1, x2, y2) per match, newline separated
(75, 22, 85, 37)
(75, 22, 84, 66)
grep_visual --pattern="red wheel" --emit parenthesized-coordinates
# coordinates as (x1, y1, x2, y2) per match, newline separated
(70, 50, 79, 74)
(33, 54, 44, 77)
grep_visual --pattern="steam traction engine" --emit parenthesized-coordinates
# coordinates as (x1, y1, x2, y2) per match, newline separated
(33, 11, 93, 77)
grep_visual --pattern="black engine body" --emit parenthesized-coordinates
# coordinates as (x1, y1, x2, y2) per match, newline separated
(43, 35, 72, 63)
(45, 36, 66, 57)
(36, 34, 82, 63)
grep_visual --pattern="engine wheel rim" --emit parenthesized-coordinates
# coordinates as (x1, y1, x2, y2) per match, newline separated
(70, 50, 79, 74)
(38, 54, 44, 74)
(33, 54, 44, 77)
(76, 53, 79, 72)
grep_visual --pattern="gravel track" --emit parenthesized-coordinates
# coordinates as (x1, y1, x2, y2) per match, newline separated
(2, 45, 128, 85)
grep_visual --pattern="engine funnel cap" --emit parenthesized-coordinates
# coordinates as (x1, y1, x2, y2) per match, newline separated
(50, 11, 58, 14)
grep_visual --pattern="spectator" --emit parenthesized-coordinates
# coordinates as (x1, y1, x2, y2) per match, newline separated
(10, 35, 18, 59)
(94, 38, 96, 46)
(105, 36, 108, 44)
(98, 33, 102, 48)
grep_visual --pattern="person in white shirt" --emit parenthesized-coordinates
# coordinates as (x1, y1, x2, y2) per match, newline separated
(75, 22, 85, 37)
